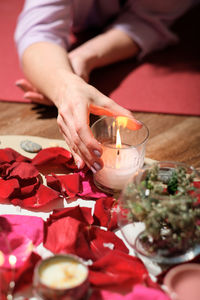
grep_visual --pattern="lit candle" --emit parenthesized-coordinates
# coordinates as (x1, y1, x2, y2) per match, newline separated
(33, 254, 89, 300)
(91, 116, 149, 193)
(94, 130, 141, 191)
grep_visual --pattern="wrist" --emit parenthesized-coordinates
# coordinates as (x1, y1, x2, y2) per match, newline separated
(53, 70, 84, 107)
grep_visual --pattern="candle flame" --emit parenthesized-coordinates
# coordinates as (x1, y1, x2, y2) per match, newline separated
(116, 116, 128, 128)
(116, 129, 121, 149)
(9, 255, 17, 267)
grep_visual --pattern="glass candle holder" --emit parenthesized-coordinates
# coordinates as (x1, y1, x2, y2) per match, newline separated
(91, 116, 149, 193)
(33, 254, 89, 300)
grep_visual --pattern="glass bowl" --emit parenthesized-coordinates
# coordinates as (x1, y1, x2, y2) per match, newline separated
(118, 161, 200, 265)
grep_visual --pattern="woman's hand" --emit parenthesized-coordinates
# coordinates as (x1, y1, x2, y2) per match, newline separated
(17, 28, 141, 172)
(16, 76, 141, 171)
(56, 74, 141, 171)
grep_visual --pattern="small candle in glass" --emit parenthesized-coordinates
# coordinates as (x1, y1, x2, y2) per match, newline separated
(91, 116, 149, 193)
(33, 254, 89, 300)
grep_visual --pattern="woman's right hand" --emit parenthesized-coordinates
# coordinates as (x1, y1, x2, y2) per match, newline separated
(16, 75, 142, 172)
(56, 74, 141, 172)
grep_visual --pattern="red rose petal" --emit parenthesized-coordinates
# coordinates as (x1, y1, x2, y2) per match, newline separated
(65, 157, 79, 170)
(0, 148, 30, 164)
(0, 162, 11, 177)
(93, 197, 119, 230)
(19, 177, 40, 197)
(32, 147, 72, 166)
(46, 173, 80, 197)
(6, 161, 39, 179)
(46, 206, 93, 226)
(89, 250, 148, 291)
(15, 252, 41, 292)
(0, 178, 19, 200)
(11, 184, 60, 208)
(44, 217, 92, 258)
(88, 227, 129, 260)
(46, 174, 61, 192)
(44, 214, 128, 261)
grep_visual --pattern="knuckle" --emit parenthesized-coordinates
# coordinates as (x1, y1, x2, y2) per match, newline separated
(71, 144, 78, 153)
(73, 135, 80, 147)
(75, 124, 82, 135)
(85, 139, 94, 149)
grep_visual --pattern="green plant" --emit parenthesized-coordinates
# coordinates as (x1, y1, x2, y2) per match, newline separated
(123, 164, 200, 255)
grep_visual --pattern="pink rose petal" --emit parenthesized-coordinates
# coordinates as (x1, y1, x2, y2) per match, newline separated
(0, 215, 43, 268)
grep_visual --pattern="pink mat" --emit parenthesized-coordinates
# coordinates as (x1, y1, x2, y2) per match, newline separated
(0, 0, 200, 115)
(0, 0, 25, 102)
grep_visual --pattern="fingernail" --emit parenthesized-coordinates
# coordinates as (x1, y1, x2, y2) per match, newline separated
(93, 162, 102, 171)
(91, 166, 97, 174)
(76, 161, 81, 169)
(93, 150, 101, 157)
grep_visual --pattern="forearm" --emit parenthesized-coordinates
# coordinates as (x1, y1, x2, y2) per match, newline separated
(22, 42, 75, 107)
(68, 28, 140, 73)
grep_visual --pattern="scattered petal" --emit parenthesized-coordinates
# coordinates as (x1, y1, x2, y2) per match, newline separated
(5, 161, 39, 179)
(46, 173, 80, 197)
(78, 169, 109, 199)
(46, 206, 93, 226)
(89, 250, 148, 291)
(32, 147, 72, 166)
(0, 215, 43, 268)
(0, 178, 19, 200)
(11, 184, 60, 208)
(89, 285, 170, 300)
(93, 197, 119, 230)
(0, 148, 31, 164)
(44, 216, 128, 261)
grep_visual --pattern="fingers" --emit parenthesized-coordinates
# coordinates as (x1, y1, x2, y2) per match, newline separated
(24, 91, 54, 106)
(57, 115, 85, 169)
(57, 105, 103, 172)
(15, 79, 54, 106)
(16, 78, 37, 92)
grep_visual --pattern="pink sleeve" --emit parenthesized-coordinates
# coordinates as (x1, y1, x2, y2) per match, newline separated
(109, 0, 194, 58)
(14, 0, 72, 60)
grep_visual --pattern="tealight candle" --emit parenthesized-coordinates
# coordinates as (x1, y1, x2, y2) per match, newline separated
(94, 142, 141, 191)
(33, 254, 89, 300)
(91, 116, 149, 193)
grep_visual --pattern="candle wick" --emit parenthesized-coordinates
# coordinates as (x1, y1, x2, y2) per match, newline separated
(117, 149, 120, 155)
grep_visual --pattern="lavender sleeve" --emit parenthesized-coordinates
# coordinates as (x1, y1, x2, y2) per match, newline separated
(14, 0, 72, 60)
(108, 0, 194, 58)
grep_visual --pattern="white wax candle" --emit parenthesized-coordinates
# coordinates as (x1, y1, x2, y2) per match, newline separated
(94, 144, 142, 190)
(39, 257, 88, 289)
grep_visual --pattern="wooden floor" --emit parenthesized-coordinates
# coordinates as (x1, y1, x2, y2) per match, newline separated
(0, 101, 200, 168)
